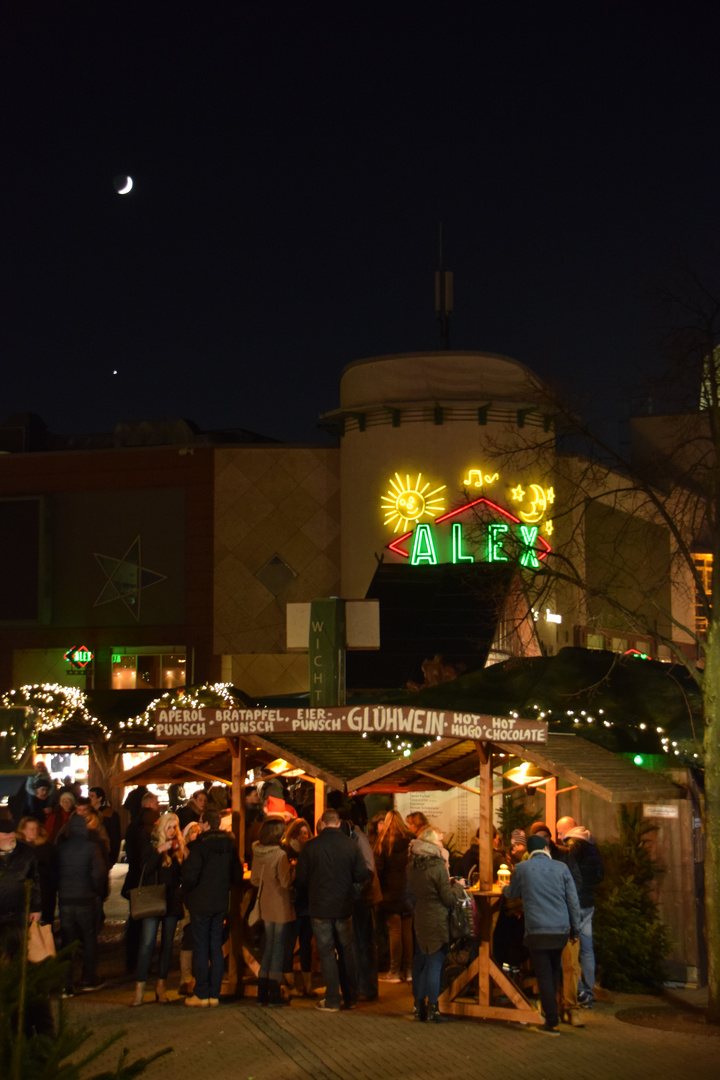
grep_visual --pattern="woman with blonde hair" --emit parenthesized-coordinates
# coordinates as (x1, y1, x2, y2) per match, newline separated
(131, 811, 187, 1006)
(373, 810, 414, 982)
(17, 816, 58, 926)
(177, 820, 202, 995)
(406, 812, 430, 837)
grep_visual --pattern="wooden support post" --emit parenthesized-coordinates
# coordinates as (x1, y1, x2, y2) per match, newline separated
(225, 738, 246, 996)
(314, 778, 326, 829)
(230, 738, 246, 862)
(476, 741, 493, 893)
(544, 775, 557, 839)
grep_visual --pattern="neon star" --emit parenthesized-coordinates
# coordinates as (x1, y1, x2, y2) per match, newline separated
(546, 487, 555, 504)
(545, 519, 554, 536)
(510, 485, 525, 502)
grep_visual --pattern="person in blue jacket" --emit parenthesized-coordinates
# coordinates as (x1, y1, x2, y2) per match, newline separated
(503, 833, 580, 1036)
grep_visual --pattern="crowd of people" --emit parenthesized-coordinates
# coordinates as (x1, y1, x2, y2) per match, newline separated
(0, 764, 604, 1035)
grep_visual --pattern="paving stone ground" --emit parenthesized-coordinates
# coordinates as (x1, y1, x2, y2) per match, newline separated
(64, 977, 718, 1080)
(62, 866, 715, 1080)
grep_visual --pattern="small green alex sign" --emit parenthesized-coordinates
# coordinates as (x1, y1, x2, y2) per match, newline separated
(63, 646, 94, 669)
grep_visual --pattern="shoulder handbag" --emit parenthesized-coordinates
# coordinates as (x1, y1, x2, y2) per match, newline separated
(247, 875, 263, 926)
(129, 866, 167, 920)
(28, 922, 56, 963)
(448, 880, 475, 941)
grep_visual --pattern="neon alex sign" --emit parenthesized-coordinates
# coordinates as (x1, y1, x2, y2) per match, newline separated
(386, 496, 552, 567)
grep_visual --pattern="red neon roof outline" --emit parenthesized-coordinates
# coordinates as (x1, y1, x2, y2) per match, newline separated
(385, 496, 551, 560)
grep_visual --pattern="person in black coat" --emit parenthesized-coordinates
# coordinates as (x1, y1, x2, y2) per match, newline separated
(181, 808, 242, 1006)
(56, 814, 108, 994)
(563, 825, 605, 1008)
(122, 795, 160, 974)
(0, 818, 41, 959)
(16, 817, 58, 926)
(294, 807, 368, 1012)
(373, 810, 413, 982)
(131, 812, 187, 1006)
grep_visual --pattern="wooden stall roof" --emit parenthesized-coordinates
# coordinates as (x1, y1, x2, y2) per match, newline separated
(110, 732, 400, 793)
(348, 732, 684, 803)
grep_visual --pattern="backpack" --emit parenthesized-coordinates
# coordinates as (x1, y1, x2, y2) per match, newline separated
(448, 880, 475, 941)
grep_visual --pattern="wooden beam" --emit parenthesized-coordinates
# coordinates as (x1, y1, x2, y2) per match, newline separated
(415, 768, 480, 796)
(347, 736, 463, 790)
(249, 735, 346, 792)
(176, 764, 230, 787)
(109, 738, 205, 786)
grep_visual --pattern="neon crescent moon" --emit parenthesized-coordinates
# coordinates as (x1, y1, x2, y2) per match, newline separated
(519, 483, 547, 523)
(116, 176, 133, 195)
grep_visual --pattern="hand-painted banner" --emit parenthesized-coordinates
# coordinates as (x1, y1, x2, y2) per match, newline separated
(153, 705, 548, 743)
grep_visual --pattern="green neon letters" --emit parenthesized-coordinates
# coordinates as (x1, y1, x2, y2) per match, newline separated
(410, 523, 438, 564)
(452, 522, 474, 563)
(407, 521, 542, 568)
(487, 523, 509, 563)
(519, 525, 540, 569)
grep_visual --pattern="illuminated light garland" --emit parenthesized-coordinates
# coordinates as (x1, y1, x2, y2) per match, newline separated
(0, 683, 105, 761)
(124, 683, 241, 731)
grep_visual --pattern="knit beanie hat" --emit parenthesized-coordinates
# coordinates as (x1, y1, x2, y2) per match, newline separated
(527, 834, 550, 854)
(510, 829, 526, 846)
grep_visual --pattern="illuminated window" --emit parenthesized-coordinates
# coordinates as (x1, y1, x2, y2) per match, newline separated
(111, 650, 186, 689)
(694, 553, 713, 636)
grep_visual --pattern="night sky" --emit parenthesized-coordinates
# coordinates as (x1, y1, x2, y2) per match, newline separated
(3, 3, 720, 445)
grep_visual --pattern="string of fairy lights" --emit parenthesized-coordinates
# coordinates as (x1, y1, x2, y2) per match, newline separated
(0, 683, 107, 761)
(0, 682, 702, 765)
(118, 683, 242, 733)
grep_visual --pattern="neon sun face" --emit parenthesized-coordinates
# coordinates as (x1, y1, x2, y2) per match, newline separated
(381, 472, 446, 533)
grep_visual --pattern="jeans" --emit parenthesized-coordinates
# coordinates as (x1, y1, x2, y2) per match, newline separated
(136, 915, 179, 982)
(386, 912, 413, 975)
(578, 906, 596, 1000)
(260, 921, 288, 980)
(191, 912, 226, 1000)
(353, 902, 378, 998)
(59, 902, 99, 988)
(283, 914, 313, 972)
(528, 946, 563, 1028)
(412, 944, 448, 1006)
(312, 916, 357, 1008)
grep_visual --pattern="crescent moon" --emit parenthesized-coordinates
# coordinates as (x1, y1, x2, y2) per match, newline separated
(519, 484, 547, 523)
(116, 176, 133, 195)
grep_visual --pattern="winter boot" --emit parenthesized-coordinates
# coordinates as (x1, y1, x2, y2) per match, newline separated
(269, 979, 290, 1006)
(155, 979, 168, 1003)
(413, 998, 427, 1022)
(426, 1004, 448, 1023)
(131, 981, 146, 1007)
(256, 976, 270, 1005)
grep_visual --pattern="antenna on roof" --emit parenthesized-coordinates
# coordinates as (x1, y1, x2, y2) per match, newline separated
(434, 222, 453, 350)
